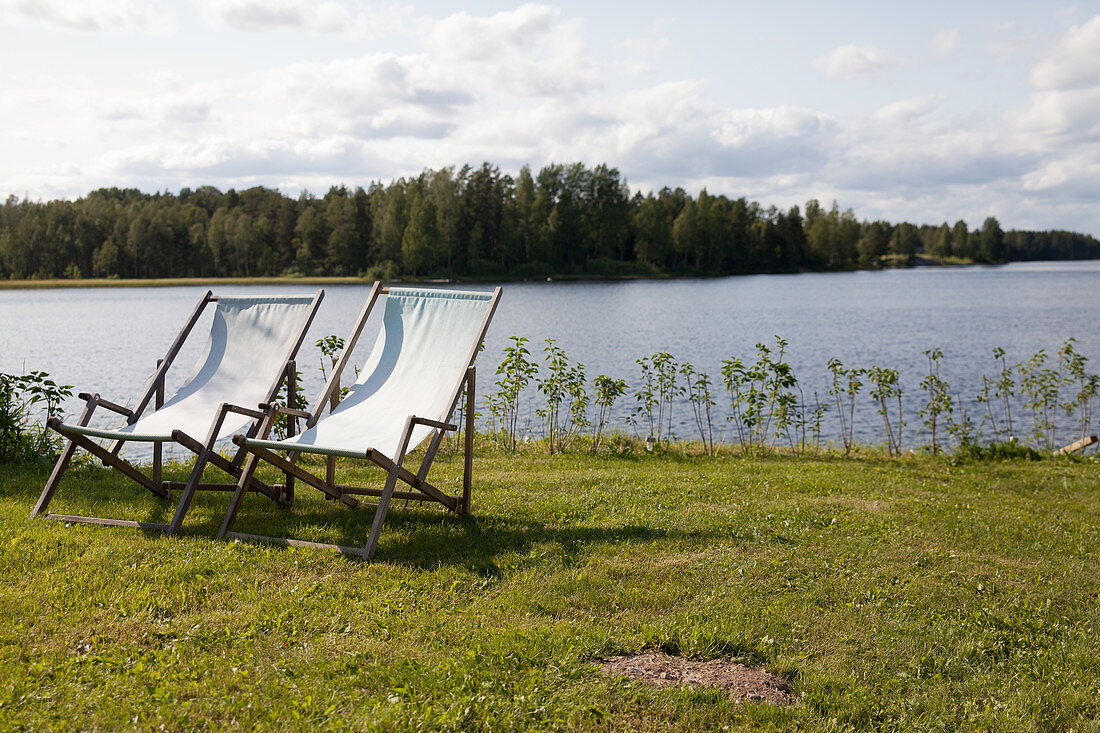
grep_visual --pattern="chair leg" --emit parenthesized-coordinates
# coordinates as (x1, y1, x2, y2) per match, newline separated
(218, 410, 285, 539)
(166, 405, 229, 536)
(152, 442, 163, 488)
(462, 365, 475, 515)
(284, 361, 297, 504)
(362, 464, 400, 561)
(218, 450, 262, 539)
(152, 362, 164, 487)
(32, 437, 79, 519)
(165, 443, 212, 535)
(31, 396, 100, 518)
(362, 417, 415, 560)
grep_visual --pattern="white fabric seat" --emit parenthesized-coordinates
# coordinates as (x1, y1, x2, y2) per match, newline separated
(57, 296, 317, 442)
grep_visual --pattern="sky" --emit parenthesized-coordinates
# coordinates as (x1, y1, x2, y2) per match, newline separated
(2, 0, 1099, 235)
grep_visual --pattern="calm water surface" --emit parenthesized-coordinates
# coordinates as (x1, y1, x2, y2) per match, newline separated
(2, 260, 1097, 457)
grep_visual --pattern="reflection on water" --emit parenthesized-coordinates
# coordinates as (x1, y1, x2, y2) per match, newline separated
(1, 260, 1097, 460)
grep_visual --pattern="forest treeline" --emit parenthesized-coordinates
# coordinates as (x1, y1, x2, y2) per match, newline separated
(2, 162, 1098, 281)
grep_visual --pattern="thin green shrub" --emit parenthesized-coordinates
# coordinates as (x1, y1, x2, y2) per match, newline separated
(0, 370, 72, 464)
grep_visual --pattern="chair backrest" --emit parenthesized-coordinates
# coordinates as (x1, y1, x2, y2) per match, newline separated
(349, 288, 496, 414)
(293, 287, 499, 457)
(131, 295, 320, 440)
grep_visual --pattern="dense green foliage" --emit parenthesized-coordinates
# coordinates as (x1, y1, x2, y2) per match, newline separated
(3, 163, 1098, 281)
(0, 371, 71, 464)
(2, 449, 1097, 729)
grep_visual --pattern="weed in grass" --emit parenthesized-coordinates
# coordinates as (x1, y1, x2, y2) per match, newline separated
(488, 336, 537, 450)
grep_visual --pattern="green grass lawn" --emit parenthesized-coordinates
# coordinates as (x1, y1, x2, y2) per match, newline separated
(1, 448, 1097, 730)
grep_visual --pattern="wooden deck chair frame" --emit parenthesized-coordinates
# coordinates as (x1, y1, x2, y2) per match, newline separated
(31, 289, 324, 535)
(217, 283, 501, 560)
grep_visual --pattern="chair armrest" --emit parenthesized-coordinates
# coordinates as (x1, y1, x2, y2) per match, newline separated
(411, 416, 458, 432)
(77, 393, 133, 418)
(257, 402, 311, 420)
(223, 403, 267, 420)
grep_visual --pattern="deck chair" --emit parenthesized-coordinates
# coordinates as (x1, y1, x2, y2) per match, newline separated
(31, 290, 324, 535)
(217, 284, 502, 560)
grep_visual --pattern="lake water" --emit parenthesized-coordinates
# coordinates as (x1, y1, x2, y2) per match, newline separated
(2, 260, 1098, 459)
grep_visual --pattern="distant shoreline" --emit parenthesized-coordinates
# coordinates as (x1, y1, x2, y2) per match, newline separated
(0, 258, 997, 291)
(0, 276, 367, 290)
(0, 274, 653, 290)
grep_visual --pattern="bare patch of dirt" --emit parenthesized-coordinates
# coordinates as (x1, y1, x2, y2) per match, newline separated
(598, 650, 792, 705)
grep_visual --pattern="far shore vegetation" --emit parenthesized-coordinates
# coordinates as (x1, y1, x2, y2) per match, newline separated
(2, 161, 1098, 284)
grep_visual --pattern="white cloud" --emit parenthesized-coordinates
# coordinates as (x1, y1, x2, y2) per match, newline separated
(834, 126, 1036, 191)
(1019, 15, 1100, 140)
(102, 137, 370, 181)
(0, 0, 174, 34)
(260, 54, 474, 121)
(1021, 150, 1100, 198)
(928, 27, 958, 58)
(1009, 13, 1100, 220)
(874, 95, 946, 124)
(1020, 87, 1100, 138)
(620, 31, 671, 58)
(1029, 14, 1100, 90)
(456, 81, 838, 185)
(427, 3, 558, 61)
(986, 21, 1039, 63)
(198, 0, 351, 32)
(617, 18, 673, 78)
(425, 4, 596, 98)
(812, 43, 896, 81)
(195, 0, 411, 35)
(0, 5, 596, 192)
(2, 4, 1099, 236)
(144, 71, 186, 90)
(716, 107, 832, 157)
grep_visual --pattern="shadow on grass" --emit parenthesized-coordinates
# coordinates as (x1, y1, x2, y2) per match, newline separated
(214, 497, 729, 575)
(10, 461, 766, 574)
